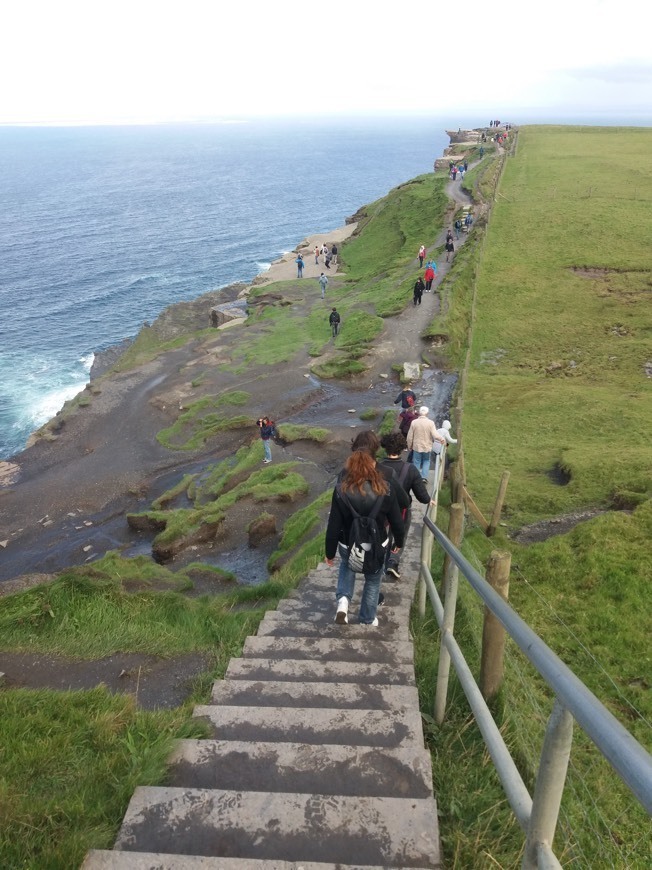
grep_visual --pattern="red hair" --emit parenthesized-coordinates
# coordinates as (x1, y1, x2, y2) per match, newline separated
(341, 451, 387, 497)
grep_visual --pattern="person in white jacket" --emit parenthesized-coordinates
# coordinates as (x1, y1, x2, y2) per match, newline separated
(432, 420, 457, 454)
(406, 406, 446, 482)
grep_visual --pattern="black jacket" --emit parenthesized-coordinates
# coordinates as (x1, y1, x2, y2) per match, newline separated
(325, 478, 405, 560)
(379, 457, 430, 506)
(394, 388, 416, 409)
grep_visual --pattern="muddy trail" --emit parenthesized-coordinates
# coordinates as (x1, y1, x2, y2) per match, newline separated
(0, 175, 473, 704)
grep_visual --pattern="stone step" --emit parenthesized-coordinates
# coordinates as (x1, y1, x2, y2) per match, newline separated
(278, 583, 412, 616)
(192, 704, 425, 748)
(83, 851, 436, 870)
(225, 657, 415, 686)
(276, 597, 411, 620)
(210, 679, 418, 710)
(255, 618, 410, 641)
(242, 636, 414, 665)
(168, 740, 433, 798)
(111, 787, 441, 867)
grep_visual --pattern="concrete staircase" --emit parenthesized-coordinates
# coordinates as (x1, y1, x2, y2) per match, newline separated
(82, 500, 440, 869)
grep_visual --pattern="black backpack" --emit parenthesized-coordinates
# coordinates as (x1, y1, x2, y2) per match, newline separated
(338, 489, 389, 574)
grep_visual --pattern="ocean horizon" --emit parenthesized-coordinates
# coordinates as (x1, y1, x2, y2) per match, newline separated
(0, 117, 452, 460)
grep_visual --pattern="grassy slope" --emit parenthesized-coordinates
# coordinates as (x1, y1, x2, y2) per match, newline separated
(464, 126, 651, 522)
(422, 127, 652, 868)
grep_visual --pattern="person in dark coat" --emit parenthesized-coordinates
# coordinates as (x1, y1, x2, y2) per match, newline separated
(393, 385, 417, 410)
(325, 450, 404, 625)
(379, 431, 433, 579)
(413, 277, 425, 305)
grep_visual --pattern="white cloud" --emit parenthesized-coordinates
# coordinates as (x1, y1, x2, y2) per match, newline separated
(0, 0, 649, 124)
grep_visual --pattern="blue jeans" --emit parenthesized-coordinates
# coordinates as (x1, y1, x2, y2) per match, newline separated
(262, 438, 272, 461)
(335, 553, 383, 624)
(412, 450, 431, 479)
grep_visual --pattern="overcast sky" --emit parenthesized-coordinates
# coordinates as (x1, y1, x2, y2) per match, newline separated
(1, 0, 649, 125)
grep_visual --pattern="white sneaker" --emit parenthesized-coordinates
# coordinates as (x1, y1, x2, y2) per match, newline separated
(371, 617, 379, 627)
(335, 596, 349, 624)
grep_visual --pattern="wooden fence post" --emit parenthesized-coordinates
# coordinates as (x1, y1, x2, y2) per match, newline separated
(479, 550, 512, 701)
(440, 500, 465, 599)
(487, 470, 510, 536)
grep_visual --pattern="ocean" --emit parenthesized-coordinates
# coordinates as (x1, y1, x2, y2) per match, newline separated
(0, 117, 449, 460)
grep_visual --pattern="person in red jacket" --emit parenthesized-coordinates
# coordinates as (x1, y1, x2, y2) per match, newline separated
(424, 263, 435, 293)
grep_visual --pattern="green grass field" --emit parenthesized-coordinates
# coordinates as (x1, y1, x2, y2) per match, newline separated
(423, 126, 652, 867)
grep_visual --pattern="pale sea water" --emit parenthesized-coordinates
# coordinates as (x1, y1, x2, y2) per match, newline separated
(0, 118, 449, 459)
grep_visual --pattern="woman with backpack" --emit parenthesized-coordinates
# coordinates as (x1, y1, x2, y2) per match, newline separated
(324, 450, 404, 626)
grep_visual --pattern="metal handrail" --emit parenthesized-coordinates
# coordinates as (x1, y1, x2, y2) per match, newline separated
(421, 513, 652, 814)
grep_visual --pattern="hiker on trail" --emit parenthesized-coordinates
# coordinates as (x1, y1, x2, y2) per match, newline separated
(325, 250, 332, 269)
(445, 237, 455, 262)
(464, 161, 468, 172)
(480, 145, 485, 157)
(413, 276, 425, 306)
(454, 219, 462, 239)
(318, 272, 329, 299)
(314, 246, 320, 264)
(257, 416, 276, 464)
(295, 254, 305, 277)
(329, 307, 341, 337)
(465, 213, 473, 230)
(418, 245, 426, 267)
(406, 406, 446, 482)
(394, 384, 417, 410)
(432, 419, 457, 458)
(379, 431, 433, 579)
(325, 449, 404, 626)
(451, 167, 458, 180)
(446, 228, 453, 242)
(398, 403, 418, 438)
(331, 243, 338, 265)
(348, 429, 411, 521)
(424, 264, 435, 293)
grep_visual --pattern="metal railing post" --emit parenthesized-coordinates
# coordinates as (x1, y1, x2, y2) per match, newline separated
(522, 701, 573, 869)
(419, 451, 442, 617)
(434, 502, 464, 724)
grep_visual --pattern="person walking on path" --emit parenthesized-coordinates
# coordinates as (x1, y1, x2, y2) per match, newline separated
(454, 219, 462, 239)
(424, 263, 435, 293)
(318, 272, 329, 299)
(398, 404, 418, 438)
(329, 307, 341, 337)
(432, 419, 457, 458)
(256, 416, 276, 463)
(418, 245, 426, 267)
(379, 431, 433, 579)
(295, 254, 305, 277)
(331, 243, 338, 265)
(325, 450, 404, 626)
(465, 213, 473, 230)
(445, 237, 455, 262)
(413, 276, 425, 305)
(407, 406, 446, 482)
(394, 384, 417, 410)
(314, 246, 320, 264)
